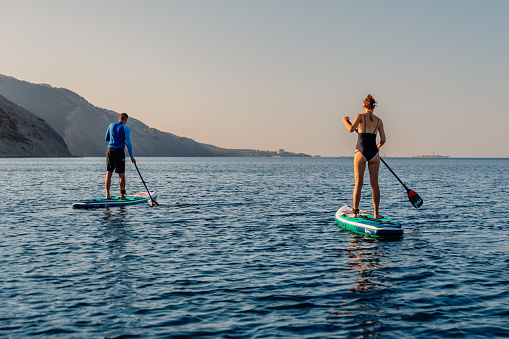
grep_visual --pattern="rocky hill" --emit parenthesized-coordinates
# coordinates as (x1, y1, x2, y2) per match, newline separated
(0, 75, 216, 157)
(0, 94, 72, 157)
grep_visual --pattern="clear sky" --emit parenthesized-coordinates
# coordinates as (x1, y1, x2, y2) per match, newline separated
(1, 0, 508, 157)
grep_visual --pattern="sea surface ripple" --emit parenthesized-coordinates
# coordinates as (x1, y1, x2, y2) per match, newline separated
(1, 157, 508, 338)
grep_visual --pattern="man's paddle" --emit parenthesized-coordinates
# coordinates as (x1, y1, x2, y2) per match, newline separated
(134, 163, 159, 206)
(379, 157, 423, 208)
(346, 117, 423, 208)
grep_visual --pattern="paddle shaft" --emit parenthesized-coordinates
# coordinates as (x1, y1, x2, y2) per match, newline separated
(379, 157, 410, 192)
(380, 155, 422, 208)
(134, 163, 157, 205)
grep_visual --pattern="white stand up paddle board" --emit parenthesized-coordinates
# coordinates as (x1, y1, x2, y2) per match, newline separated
(72, 191, 157, 209)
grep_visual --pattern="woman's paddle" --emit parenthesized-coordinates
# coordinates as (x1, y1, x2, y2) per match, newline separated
(134, 163, 159, 206)
(379, 157, 423, 208)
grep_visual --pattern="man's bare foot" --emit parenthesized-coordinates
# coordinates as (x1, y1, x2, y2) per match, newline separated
(106, 195, 111, 200)
(374, 214, 384, 219)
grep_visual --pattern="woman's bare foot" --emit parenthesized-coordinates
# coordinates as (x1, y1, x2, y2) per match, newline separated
(374, 214, 384, 219)
(348, 208, 359, 218)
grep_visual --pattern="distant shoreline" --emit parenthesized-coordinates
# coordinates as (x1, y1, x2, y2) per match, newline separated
(0, 155, 81, 158)
(2, 155, 509, 159)
(412, 155, 451, 158)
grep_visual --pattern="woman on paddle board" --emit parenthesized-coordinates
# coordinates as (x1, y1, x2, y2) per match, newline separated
(342, 94, 386, 218)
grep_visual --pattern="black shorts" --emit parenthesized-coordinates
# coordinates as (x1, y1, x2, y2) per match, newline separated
(106, 148, 125, 173)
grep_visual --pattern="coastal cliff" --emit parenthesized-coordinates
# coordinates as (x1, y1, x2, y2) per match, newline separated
(0, 94, 72, 157)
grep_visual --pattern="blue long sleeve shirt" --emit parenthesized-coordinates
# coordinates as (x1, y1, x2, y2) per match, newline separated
(105, 121, 133, 157)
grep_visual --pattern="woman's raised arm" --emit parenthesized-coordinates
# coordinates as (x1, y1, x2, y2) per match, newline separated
(342, 114, 361, 133)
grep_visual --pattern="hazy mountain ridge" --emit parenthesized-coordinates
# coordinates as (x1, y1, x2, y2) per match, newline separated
(0, 75, 216, 157)
(0, 75, 311, 157)
(0, 93, 72, 157)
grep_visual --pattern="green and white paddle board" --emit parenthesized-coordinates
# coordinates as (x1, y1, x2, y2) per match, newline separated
(335, 205, 403, 238)
(72, 191, 157, 209)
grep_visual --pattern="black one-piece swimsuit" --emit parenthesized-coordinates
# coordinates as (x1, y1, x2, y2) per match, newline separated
(356, 114, 379, 161)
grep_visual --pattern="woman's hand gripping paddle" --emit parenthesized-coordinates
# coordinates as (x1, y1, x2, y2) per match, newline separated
(346, 117, 423, 208)
(134, 163, 159, 206)
(379, 157, 423, 208)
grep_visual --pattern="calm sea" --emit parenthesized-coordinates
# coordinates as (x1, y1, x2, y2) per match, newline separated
(1, 157, 508, 338)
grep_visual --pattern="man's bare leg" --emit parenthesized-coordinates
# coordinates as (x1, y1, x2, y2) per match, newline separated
(105, 171, 113, 199)
(119, 173, 126, 199)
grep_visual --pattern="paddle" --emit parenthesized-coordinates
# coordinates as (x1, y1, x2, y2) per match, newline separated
(134, 162, 159, 206)
(346, 117, 423, 208)
(379, 157, 423, 208)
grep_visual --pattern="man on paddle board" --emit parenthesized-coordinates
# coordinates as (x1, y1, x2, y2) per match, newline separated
(342, 94, 386, 219)
(105, 113, 136, 199)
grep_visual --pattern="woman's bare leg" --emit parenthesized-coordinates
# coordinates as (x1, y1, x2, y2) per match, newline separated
(350, 151, 366, 217)
(368, 153, 382, 218)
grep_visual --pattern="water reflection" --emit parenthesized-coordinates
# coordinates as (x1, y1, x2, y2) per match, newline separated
(329, 235, 394, 337)
(102, 207, 128, 227)
(99, 207, 131, 265)
(96, 207, 139, 334)
(344, 237, 388, 293)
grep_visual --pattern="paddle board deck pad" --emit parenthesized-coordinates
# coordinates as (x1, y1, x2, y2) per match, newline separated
(72, 191, 157, 209)
(335, 205, 403, 238)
